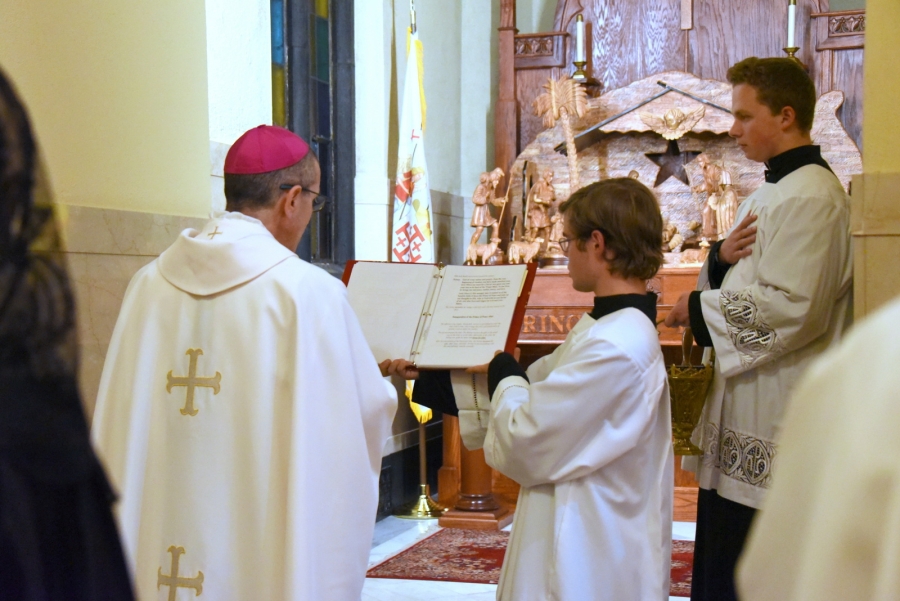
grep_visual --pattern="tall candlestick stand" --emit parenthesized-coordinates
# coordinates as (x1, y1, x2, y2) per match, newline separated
(396, 421, 446, 519)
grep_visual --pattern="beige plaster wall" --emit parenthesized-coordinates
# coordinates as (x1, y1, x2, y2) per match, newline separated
(0, 1, 211, 218)
(1, 2, 214, 416)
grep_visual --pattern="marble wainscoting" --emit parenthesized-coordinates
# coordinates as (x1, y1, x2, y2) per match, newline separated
(431, 190, 468, 266)
(60, 205, 206, 420)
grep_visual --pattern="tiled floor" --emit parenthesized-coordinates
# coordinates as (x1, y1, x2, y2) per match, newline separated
(364, 516, 696, 600)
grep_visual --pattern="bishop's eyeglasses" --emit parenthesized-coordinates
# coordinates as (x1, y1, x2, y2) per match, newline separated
(279, 183, 330, 212)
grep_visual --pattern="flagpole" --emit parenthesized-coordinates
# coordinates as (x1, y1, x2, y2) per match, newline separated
(395, 0, 444, 519)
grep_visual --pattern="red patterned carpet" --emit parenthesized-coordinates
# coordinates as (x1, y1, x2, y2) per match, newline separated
(368, 528, 693, 597)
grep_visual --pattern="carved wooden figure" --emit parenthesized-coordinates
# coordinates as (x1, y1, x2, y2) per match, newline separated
(544, 212, 566, 259)
(469, 172, 501, 245)
(716, 170, 740, 238)
(466, 237, 502, 265)
(691, 154, 724, 245)
(641, 106, 706, 140)
(525, 169, 555, 243)
(508, 236, 543, 264)
(662, 217, 683, 252)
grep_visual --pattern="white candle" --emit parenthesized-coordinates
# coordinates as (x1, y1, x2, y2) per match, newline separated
(575, 15, 585, 63)
(787, 0, 797, 48)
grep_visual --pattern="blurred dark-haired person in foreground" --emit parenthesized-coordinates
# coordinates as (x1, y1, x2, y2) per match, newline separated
(0, 67, 133, 600)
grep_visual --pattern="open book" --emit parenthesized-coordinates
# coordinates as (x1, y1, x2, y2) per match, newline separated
(343, 261, 537, 369)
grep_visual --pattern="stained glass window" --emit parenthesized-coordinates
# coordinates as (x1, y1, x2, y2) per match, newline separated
(271, 0, 352, 272)
(271, 0, 286, 127)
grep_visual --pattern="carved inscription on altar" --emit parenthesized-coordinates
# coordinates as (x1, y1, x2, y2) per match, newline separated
(520, 308, 588, 341)
(517, 268, 700, 346)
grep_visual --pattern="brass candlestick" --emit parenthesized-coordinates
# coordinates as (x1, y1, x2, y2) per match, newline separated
(397, 484, 445, 519)
(782, 46, 807, 71)
(572, 60, 587, 81)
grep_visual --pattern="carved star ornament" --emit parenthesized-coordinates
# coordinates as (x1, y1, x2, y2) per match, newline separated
(645, 139, 701, 188)
(642, 107, 704, 187)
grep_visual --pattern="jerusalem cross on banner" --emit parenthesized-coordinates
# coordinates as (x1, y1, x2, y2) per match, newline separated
(391, 29, 434, 264)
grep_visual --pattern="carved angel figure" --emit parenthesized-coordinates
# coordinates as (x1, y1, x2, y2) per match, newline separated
(532, 75, 588, 190)
(640, 106, 706, 141)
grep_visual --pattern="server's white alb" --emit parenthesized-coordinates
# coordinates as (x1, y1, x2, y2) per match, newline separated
(454, 308, 673, 601)
(92, 212, 397, 601)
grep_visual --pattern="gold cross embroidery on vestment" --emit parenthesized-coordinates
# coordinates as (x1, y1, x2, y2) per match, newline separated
(166, 349, 221, 416)
(207, 226, 223, 239)
(158, 546, 203, 600)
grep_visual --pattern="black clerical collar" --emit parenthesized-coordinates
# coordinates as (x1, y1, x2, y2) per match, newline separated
(764, 145, 832, 184)
(589, 293, 657, 325)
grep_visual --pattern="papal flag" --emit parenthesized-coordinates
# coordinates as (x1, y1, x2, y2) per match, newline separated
(391, 27, 434, 265)
(392, 23, 433, 424)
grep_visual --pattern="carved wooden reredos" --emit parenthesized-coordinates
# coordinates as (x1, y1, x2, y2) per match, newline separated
(509, 72, 861, 252)
(493, 0, 864, 247)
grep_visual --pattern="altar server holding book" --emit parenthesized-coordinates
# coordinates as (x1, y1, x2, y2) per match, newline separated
(386, 177, 674, 601)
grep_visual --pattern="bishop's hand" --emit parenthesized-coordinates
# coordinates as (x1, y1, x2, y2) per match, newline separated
(380, 359, 419, 380)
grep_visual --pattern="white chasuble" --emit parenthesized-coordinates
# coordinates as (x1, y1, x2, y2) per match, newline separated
(685, 164, 852, 509)
(454, 310, 673, 601)
(738, 298, 900, 600)
(92, 212, 397, 601)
